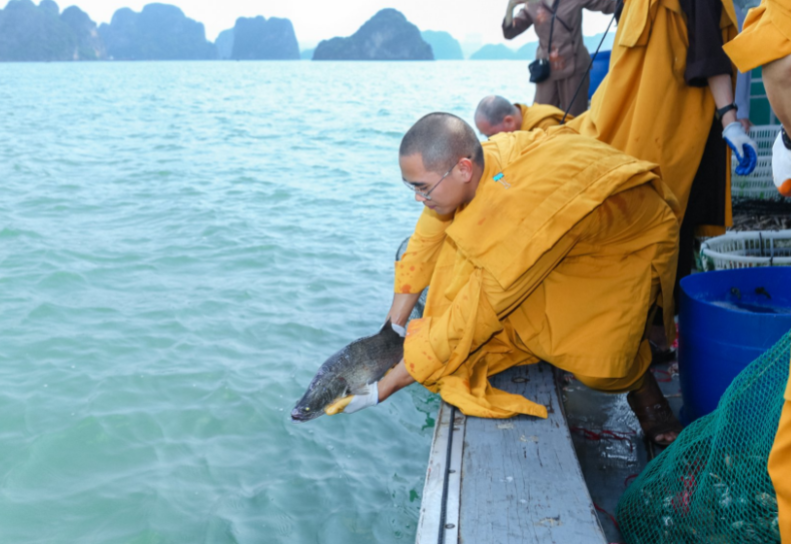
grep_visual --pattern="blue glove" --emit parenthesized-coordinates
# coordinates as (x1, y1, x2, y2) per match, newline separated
(722, 122, 758, 176)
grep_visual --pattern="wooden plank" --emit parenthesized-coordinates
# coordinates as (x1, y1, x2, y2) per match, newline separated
(415, 400, 466, 544)
(458, 363, 607, 543)
(416, 363, 607, 543)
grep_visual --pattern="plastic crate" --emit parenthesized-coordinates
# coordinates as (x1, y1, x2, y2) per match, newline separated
(699, 229, 791, 270)
(731, 124, 781, 199)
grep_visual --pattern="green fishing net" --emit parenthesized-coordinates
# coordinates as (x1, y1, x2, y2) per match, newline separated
(617, 331, 790, 544)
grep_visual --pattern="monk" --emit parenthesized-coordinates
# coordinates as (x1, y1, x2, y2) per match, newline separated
(562, 0, 760, 339)
(474, 95, 567, 138)
(723, 2, 791, 538)
(329, 112, 683, 446)
(568, 0, 756, 222)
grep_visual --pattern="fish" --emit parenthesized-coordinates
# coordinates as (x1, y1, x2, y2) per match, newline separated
(290, 321, 405, 422)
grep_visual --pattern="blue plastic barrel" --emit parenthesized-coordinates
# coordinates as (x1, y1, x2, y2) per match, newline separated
(678, 267, 791, 424)
(588, 50, 611, 100)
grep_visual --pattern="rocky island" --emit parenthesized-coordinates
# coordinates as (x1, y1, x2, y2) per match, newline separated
(98, 3, 216, 60)
(229, 16, 300, 60)
(0, 0, 105, 61)
(421, 30, 463, 60)
(313, 8, 433, 61)
(215, 28, 234, 60)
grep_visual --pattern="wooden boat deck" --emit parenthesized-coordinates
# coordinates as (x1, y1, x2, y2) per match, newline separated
(415, 359, 681, 544)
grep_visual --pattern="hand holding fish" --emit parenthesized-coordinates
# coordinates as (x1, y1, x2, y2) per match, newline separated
(325, 323, 407, 416)
(291, 321, 408, 422)
(325, 382, 379, 415)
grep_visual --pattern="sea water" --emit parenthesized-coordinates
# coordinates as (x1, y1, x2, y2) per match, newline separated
(0, 61, 534, 543)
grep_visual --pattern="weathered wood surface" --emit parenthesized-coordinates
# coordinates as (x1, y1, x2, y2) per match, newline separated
(416, 362, 607, 544)
(459, 363, 606, 543)
(415, 401, 465, 544)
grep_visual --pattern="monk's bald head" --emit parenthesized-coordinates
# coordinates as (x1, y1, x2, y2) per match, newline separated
(475, 96, 518, 126)
(474, 96, 522, 137)
(399, 112, 484, 173)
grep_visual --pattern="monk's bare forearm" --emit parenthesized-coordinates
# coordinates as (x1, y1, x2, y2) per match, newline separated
(763, 54, 791, 133)
(708, 74, 738, 128)
(386, 293, 421, 327)
(378, 360, 416, 402)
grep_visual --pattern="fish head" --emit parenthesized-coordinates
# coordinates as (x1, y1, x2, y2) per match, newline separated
(290, 366, 350, 422)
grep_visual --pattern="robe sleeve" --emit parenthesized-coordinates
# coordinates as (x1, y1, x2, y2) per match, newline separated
(404, 226, 580, 385)
(503, 8, 533, 40)
(682, 0, 732, 87)
(583, 0, 617, 15)
(394, 208, 453, 295)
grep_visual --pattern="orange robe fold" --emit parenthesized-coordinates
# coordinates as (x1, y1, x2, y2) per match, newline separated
(517, 103, 569, 131)
(723, 0, 791, 72)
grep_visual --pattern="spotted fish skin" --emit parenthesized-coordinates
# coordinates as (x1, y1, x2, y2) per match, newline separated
(291, 321, 404, 422)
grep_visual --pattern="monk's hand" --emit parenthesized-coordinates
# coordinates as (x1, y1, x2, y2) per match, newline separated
(325, 383, 379, 416)
(773, 129, 791, 197)
(723, 122, 758, 176)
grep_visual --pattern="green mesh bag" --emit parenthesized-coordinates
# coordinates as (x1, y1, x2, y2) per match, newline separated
(617, 331, 790, 544)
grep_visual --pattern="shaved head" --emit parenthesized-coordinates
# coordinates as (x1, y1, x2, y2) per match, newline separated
(475, 95, 518, 127)
(399, 112, 484, 173)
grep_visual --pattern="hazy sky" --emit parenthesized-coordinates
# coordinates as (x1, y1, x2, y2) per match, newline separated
(60, 0, 617, 49)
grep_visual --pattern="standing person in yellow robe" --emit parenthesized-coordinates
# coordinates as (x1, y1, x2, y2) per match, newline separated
(473, 95, 568, 138)
(567, 0, 758, 313)
(330, 113, 684, 446)
(723, 3, 791, 538)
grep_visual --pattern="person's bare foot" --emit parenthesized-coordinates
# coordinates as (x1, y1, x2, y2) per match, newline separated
(648, 324, 668, 351)
(627, 371, 683, 447)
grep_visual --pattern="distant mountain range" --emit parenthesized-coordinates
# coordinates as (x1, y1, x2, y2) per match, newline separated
(469, 32, 616, 61)
(0, 0, 614, 62)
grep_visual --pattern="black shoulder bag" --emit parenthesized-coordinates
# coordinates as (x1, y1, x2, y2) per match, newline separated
(528, 0, 560, 84)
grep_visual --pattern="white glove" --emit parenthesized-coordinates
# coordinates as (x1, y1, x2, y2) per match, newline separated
(391, 322, 406, 337)
(340, 382, 379, 414)
(723, 122, 758, 176)
(773, 131, 791, 197)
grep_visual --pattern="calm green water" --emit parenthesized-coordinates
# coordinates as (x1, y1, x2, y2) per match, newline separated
(0, 61, 533, 544)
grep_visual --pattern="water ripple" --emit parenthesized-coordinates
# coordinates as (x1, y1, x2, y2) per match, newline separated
(0, 60, 534, 544)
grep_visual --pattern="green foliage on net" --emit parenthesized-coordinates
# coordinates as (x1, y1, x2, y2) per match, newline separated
(617, 331, 790, 544)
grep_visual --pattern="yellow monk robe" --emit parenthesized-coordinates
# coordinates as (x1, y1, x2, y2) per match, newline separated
(724, 0, 791, 72)
(768, 354, 791, 543)
(567, 0, 738, 230)
(517, 103, 568, 131)
(395, 128, 679, 418)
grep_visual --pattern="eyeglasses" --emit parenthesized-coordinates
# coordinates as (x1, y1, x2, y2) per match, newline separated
(402, 159, 465, 201)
